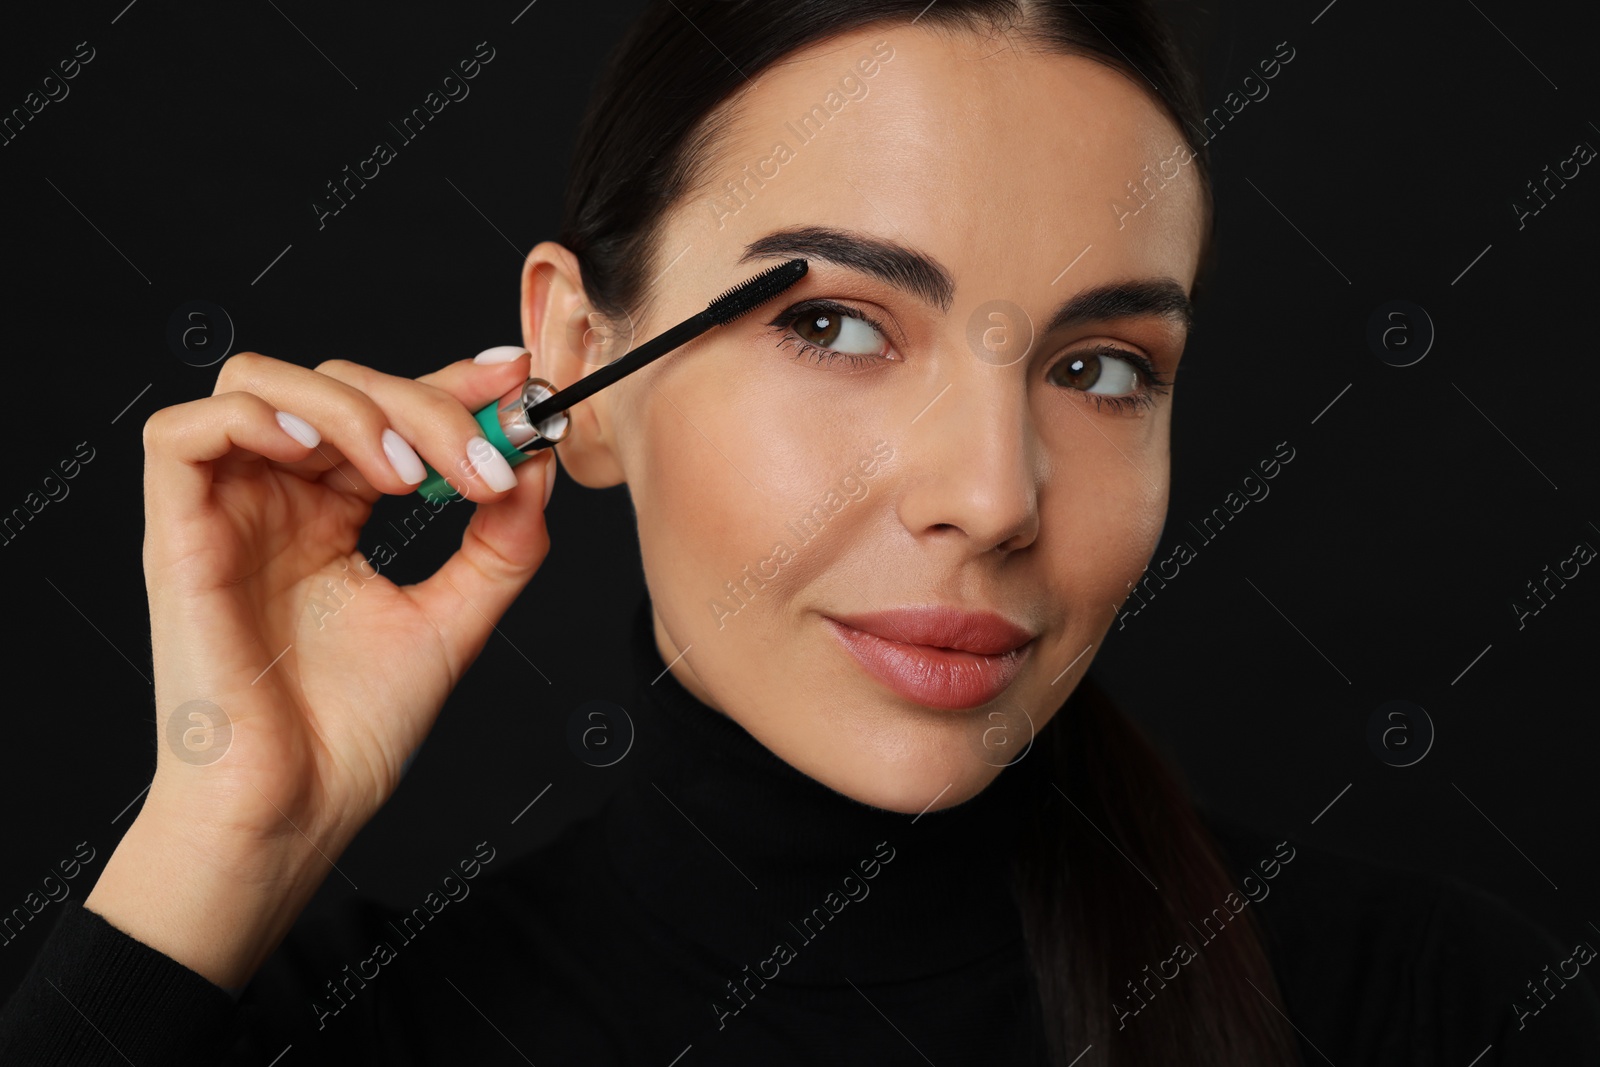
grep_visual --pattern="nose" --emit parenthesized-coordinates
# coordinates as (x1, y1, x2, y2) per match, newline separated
(893, 357, 1041, 554)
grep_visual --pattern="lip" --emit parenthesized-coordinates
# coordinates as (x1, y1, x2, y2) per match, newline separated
(823, 607, 1035, 710)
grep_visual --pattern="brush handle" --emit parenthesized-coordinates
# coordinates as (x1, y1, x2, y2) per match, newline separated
(416, 378, 568, 503)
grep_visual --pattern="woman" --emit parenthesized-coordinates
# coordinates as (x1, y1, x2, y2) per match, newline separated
(1, 1, 1594, 1063)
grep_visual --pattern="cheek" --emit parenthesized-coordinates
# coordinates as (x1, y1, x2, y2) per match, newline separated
(1017, 457, 1167, 725)
(1052, 508, 1153, 603)
(630, 354, 872, 638)
(630, 391, 758, 617)
(1037, 431, 1170, 610)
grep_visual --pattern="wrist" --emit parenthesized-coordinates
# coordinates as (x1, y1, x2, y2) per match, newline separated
(83, 800, 342, 989)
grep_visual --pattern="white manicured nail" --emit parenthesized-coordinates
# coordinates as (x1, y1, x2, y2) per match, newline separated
(466, 435, 517, 492)
(381, 428, 427, 485)
(472, 346, 527, 365)
(275, 410, 320, 448)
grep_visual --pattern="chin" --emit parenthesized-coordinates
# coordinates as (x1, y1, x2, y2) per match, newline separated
(805, 729, 1008, 815)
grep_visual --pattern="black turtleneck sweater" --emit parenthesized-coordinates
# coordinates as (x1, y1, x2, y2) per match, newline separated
(2, 594, 1597, 1065)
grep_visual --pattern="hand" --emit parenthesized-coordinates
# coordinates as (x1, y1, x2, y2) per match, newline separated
(135, 348, 556, 857)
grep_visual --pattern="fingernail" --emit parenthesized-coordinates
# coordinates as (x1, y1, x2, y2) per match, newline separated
(381, 428, 427, 485)
(543, 453, 558, 508)
(473, 346, 527, 365)
(466, 435, 517, 492)
(275, 410, 320, 448)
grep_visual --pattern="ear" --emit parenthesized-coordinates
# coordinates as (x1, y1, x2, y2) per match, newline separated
(519, 240, 628, 489)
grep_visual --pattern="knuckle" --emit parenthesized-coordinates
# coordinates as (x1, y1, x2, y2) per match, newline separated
(140, 407, 169, 451)
(420, 383, 473, 428)
(142, 395, 224, 453)
(340, 391, 389, 441)
(219, 389, 269, 423)
(313, 357, 353, 376)
(463, 523, 539, 583)
(215, 350, 264, 389)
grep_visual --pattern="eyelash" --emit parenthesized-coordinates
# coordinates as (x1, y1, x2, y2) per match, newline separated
(765, 299, 1173, 415)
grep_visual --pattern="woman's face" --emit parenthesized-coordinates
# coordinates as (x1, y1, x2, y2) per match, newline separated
(526, 23, 1205, 814)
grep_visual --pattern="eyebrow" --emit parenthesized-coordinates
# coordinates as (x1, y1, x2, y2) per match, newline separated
(739, 225, 1193, 335)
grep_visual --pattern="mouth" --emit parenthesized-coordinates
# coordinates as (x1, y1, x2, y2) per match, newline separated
(822, 607, 1035, 711)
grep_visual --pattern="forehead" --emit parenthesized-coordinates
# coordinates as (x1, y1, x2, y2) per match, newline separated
(669, 22, 1205, 301)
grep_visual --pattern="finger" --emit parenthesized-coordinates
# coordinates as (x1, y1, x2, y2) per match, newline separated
(414, 347, 532, 408)
(142, 390, 329, 557)
(313, 351, 536, 505)
(210, 351, 354, 483)
(212, 351, 486, 505)
(212, 351, 375, 493)
(404, 447, 557, 668)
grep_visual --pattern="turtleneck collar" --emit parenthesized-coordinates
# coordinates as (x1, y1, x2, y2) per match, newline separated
(600, 592, 1058, 986)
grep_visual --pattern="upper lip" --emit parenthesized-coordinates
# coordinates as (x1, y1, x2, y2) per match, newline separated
(826, 606, 1035, 655)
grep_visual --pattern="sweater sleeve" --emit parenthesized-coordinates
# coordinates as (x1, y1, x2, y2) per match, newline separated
(0, 847, 557, 1066)
(0, 892, 429, 1066)
(0, 900, 240, 1065)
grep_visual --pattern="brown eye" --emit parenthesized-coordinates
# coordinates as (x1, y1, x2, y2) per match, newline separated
(795, 310, 840, 348)
(1049, 348, 1140, 395)
(769, 299, 894, 366)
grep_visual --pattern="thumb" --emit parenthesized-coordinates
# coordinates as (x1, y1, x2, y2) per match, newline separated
(404, 447, 557, 666)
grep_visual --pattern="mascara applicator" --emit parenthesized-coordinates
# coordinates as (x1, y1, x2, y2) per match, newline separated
(416, 257, 809, 503)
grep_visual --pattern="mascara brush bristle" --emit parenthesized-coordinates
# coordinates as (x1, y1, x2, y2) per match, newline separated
(704, 258, 809, 326)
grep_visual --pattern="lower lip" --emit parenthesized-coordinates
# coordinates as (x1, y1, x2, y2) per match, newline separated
(823, 617, 1031, 710)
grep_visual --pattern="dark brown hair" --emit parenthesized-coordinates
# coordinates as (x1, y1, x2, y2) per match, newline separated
(557, 2, 1299, 1063)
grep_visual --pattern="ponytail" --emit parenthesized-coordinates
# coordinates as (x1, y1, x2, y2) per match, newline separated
(1013, 673, 1303, 1064)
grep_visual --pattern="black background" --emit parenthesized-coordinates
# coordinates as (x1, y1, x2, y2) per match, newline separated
(1, 0, 1596, 1020)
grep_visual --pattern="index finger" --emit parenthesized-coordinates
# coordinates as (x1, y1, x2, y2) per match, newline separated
(414, 347, 532, 408)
